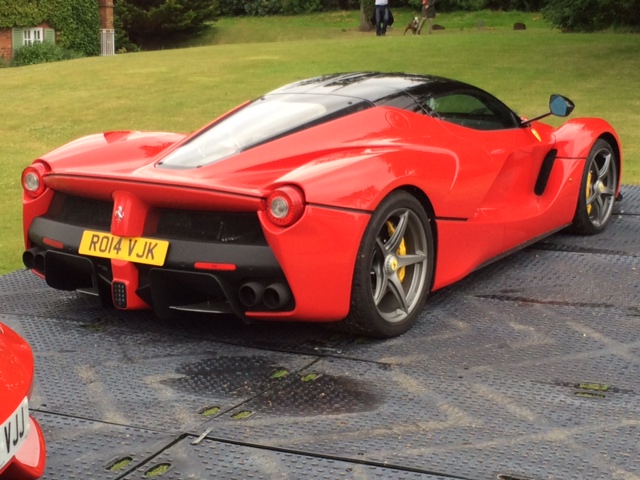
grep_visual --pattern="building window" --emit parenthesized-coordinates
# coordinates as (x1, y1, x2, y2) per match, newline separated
(12, 27, 55, 54)
(23, 28, 43, 46)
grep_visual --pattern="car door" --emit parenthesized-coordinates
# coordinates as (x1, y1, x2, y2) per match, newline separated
(417, 88, 559, 252)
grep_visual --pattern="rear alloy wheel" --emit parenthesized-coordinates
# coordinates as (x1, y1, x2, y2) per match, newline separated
(344, 191, 434, 338)
(571, 139, 618, 235)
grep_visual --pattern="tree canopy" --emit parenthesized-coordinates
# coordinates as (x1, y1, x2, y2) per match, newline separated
(401, 0, 640, 30)
(115, 0, 218, 50)
(543, 0, 640, 32)
(112, 0, 640, 51)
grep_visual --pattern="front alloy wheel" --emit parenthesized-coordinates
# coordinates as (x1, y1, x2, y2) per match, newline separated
(344, 191, 434, 338)
(571, 139, 618, 235)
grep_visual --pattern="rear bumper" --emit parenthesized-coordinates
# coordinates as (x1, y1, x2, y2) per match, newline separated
(25, 205, 372, 323)
(26, 217, 290, 319)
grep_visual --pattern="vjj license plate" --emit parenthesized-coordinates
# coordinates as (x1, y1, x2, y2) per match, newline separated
(79, 230, 169, 266)
(0, 397, 30, 470)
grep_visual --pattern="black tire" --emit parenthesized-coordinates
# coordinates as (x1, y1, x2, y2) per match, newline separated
(570, 139, 618, 235)
(342, 191, 434, 338)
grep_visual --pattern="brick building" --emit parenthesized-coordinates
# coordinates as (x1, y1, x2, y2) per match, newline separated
(0, 24, 55, 61)
(0, 0, 114, 62)
(99, 0, 115, 56)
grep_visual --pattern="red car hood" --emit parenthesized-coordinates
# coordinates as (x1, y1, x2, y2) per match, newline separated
(0, 323, 34, 417)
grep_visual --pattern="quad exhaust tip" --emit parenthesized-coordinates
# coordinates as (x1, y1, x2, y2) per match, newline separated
(238, 282, 264, 308)
(238, 282, 291, 310)
(23, 248, 45, 272)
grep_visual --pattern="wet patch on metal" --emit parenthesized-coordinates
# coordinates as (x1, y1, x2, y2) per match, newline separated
(163, 356, 381, 416)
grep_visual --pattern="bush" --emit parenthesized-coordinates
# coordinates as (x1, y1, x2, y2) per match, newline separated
(217, 0, 393, 16)
(323, 0, 360, 8)
(408, 0, 486, 12)
(115, 0, 218, 49)
(485, 0, 547, 10)
(408, 0, 548, 12)
(218, 0, 247, 16)
(543, 0, 640, 32)
(11, 41, 82, 66)
(281, 0, 323, 15)
(243, 0, 283, 16)
(114, 22, 142, 53)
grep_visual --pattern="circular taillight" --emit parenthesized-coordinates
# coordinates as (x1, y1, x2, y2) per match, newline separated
(266, 186, 305, 227)
(22, 162, 49, 198)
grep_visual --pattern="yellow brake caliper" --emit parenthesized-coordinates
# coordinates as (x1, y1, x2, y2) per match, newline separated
(386, 221, 406, 282)
(586, 170, 593, 215)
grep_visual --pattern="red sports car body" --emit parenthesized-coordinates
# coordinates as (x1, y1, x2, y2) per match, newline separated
(0, 323, 46, 479)
(21, 73, 622, 337)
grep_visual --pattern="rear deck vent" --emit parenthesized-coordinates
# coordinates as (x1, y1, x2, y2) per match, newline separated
(154, 209, 267, 245)
(46, 194, 113, 230)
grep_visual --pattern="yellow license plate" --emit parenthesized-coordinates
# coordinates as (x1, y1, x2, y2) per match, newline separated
(79, 230, 169, 266)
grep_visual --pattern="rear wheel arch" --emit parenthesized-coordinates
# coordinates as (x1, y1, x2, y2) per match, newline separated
(367, 185, 439, 268)
(397, 186, 438, 287)
(598, 132, 622, 187)
(341, 186, 437, 337)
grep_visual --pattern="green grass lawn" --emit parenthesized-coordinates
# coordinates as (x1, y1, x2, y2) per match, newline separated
(1, 9, 638, 274)
(177, 9, 553, 46)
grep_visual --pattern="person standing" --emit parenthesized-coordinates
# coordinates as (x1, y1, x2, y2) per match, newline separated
(417, 0, 436, 34)
(375, 0, 390, 36)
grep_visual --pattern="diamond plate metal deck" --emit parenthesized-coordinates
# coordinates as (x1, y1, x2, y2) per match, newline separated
(1, 185, 639, 480)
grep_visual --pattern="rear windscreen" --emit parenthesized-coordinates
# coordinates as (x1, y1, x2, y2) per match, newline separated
(158, 93, 372, 169)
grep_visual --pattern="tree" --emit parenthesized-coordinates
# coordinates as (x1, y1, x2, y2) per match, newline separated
(359, 0, 373, 31)
(485, 0, 547, 10)
(544, 0, 640, 31)
(115, 0, 218, 49)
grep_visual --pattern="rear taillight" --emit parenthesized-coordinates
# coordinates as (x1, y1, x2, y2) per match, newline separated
(266, 185, 305, 227)
(22, 162, 49, 198)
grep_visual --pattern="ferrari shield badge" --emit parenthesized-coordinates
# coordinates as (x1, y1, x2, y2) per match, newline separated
(114, 205, 125, 222)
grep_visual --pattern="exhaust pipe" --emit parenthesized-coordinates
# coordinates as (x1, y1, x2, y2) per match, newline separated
(34, 252, 46, 273)
(262, 283, 292, 310)
(238, 282, 264, 308)
(22, 248, 44, 271)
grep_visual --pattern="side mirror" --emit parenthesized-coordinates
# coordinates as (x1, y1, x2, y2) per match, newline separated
(549, 95, 575, 117)
(521, 94, 576, 127)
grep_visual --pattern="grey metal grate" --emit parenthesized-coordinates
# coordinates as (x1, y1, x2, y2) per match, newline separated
(3, 184, 638, 480)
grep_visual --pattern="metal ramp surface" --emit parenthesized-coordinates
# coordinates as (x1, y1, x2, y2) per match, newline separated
(1, 185, 639, 480)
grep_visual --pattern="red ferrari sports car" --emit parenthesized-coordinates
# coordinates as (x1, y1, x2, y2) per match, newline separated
(21, 72, 622, 337)
(0, 323, 46, 479)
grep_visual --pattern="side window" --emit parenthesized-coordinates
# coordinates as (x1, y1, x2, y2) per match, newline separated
(375, 92, 424, 113)
(426, 92, 519, 130)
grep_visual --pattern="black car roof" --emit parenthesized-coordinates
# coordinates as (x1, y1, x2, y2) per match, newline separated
(159, 73, 517, 169)
(267, 72, 478, 104)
